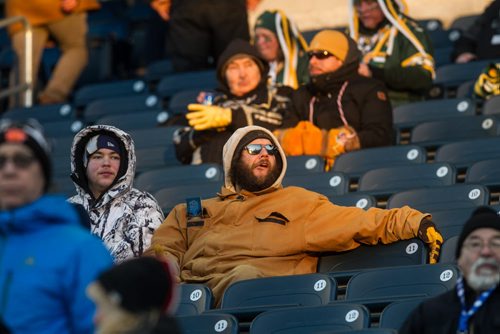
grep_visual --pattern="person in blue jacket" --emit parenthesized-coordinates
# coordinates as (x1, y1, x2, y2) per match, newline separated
(0, 119, 113, 334)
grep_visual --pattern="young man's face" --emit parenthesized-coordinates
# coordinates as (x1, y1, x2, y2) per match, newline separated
(225, 56, 262, 97)
(233, 138, 280, 192)
(255, 27, 281, 63)
(355, 0, 385, 30)
(458, 228, 500, 291)
(0, 143, 44, 210)
(308, 50, 344, 76)
(86, 148, 121, 198)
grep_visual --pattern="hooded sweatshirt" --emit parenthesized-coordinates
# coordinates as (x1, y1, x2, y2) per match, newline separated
(174, 39, 296, 165)
(291, 33, 393, 148)
(146, 125, 429, 304)
(0, 196, 112, 334)
(348, 0, 435, 105)
(69, 125, 164, 263)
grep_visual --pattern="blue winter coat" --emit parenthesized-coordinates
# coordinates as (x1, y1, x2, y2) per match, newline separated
(0, 195, 113, 334)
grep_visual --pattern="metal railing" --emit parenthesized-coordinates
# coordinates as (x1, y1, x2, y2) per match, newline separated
(0, 16, 33, 107)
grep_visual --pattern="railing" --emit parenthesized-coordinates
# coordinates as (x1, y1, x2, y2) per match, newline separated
(0, 16, 33, 107)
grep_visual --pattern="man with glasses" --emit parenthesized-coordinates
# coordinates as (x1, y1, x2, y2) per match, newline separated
(401, 206, 500, 333)
(276, 29, 393, 170)
(147, 125, 443, 305)
(348, 0, 435, 106)
(0, 119, 112, 333)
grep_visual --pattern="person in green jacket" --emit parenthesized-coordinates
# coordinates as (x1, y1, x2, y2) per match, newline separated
(348, 0, 435, 106)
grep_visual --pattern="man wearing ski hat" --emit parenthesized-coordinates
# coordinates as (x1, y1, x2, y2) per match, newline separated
(402, 206, 500, 333)
(147, 125, 443, 305)
(276, 29, 393, 170)
(69, 125, 164, 263)
(0, 119, 112, 333)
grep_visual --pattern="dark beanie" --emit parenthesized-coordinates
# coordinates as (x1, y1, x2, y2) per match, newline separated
(456, 206, 500, 259)
(97, 257, 177, 314)
(83, 134, 122, 168)
(0, 119, 52, 192)
(231, 130, 283, 172)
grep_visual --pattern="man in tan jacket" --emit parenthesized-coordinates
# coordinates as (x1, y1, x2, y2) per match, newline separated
(146, 125, 443, 304)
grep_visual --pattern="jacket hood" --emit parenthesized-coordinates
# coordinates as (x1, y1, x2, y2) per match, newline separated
(0, 195, 80, 233)
(348, 0, 429, 58)
(222, 126, 287, 194)
(216, 39, 270, 95)
(70, 125, 135, 204)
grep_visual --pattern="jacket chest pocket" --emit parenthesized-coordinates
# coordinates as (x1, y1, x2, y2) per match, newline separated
(252, 211, 298, 254)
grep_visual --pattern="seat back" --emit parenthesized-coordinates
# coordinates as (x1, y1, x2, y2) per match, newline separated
(333, 145, 426, 179)
(168, 88, 217, 115)
(465, 158, 500, 191)
(283, 171, 349, 196)
(127, 126, 180, 150)
(2, 103, 75, 122)
(176, 313, 238, 334)
(429, 207, 476, 240)
(175, 283, 214, 316)
(220, 273, 337, 310)
(156, 70, 217, 99)
(74, 79, 148, 108)
(249, 303, 370, 334)
(328, 193, 377, 210)
(386, 184, 489, 212)
(83, 94, 162, 122)
(95, 110, 169, 131)
(439, 235, 459, 264)
(434, 137, 500, 170)
(379, 298, 427, 331)
(154, 182, 221, 214)
(345, 264, 459, 302)
(285, 155, 325, 176)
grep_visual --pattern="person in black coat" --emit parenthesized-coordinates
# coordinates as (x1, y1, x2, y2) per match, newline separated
(401, 206, 500, 334)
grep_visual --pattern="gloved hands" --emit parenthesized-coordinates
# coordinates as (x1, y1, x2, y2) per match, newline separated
(275, 121, 323, 156)
(186, 104, 232, 131)
(418, 219, 443, 264)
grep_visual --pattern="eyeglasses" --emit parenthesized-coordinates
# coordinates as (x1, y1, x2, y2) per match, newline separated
(0, 153, 36, 170)
(463, 238, 500, 253)
(307, 50, 334, 60)
(354, 1, 380, 13)
(244, 144, 277, 155)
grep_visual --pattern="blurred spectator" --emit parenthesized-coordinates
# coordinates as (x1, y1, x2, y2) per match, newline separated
(473, 62, 500, 100)
(173, 39, 296, 165)
(146, 125, 443, 305)
(347, 0, 435, 106)
(87, 257, 180, 334)
(0, 119, 112, 333)
(276, 30, 392, 170)
(149, 0, 253, 72)
(453, 0, 500, 63)
(401, 206, 500, 333)
(68, 125, 164, 263)
(5, 0, 100, 106)
(253, 9, 309, 88)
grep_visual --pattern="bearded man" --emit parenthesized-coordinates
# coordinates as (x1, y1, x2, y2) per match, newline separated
(402, 206, 500, 333)
(146, 125, 443, 305)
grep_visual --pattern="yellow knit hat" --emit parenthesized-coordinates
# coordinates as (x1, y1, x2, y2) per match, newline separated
(308, 30, 349, 62)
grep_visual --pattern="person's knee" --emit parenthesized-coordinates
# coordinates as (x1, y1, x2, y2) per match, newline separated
(227, 264, 264, 281)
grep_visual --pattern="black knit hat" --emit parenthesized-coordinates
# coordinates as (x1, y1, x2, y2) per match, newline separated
(0, 119, 52, 192)
(97, 257, 177, 314)
(456, 206, 500, 259)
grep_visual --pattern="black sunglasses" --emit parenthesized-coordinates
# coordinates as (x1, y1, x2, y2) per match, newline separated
(307, 50, 334, 60)
(0, 153, 36, 170)
(244, 144, 277, 155)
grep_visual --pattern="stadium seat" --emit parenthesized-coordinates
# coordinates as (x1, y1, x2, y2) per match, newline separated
(153, 182, 222, 214)
(357, 163, 456, 199)
(135, 146, 181, 174)
(156, 70, 217, 99)
(386, 184, 490, 212)
(95, 110, 170, 131)
(283, 155, 325, 176)
(218, 273, 337, 320)
(332, 145, 427, 180)
(465, 158, 500, 191)
(249, 303, 370, 334)
(392, 97, 476, 131)
(145, 59, 174, 83)
(282, 171, 349, 196)
(41, 119, 85, 138)
(127, 126, 180, 150)
(176, 313, 239, 334)
(449, 14, 479, 31)
(328, 193, 377, 210)
(2, 103, 75, 122)
(429, 207, 476, 240)
(135, 164, 223, 193)
(83, 94, 162, 123)
(378, 298, 427, 331)
(175, 283, 214, 316)
(73, 79, 149, 108)
(434, 137, 500, 171)
(438, 235, 459, 264)
(455, 80, 475, 98)
(168, 88, 217, 115)
(344, 264, 458, 304)
(410, 115, 499, 149)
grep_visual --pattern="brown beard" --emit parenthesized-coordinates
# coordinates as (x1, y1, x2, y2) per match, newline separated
(231, 157, 281, 192)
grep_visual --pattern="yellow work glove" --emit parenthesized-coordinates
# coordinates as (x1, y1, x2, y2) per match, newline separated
(418, 219, 443, 264)
(324, 126, 357, 171)
(275, 121, 324, 156)
(186, 104, 232, 131)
